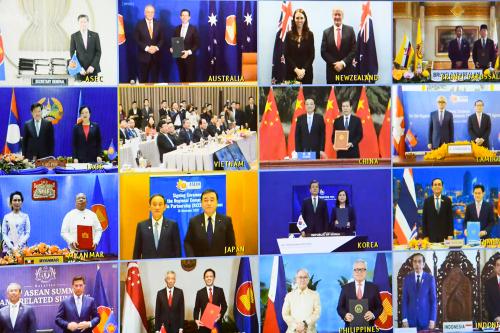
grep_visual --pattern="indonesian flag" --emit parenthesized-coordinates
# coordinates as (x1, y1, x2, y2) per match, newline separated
(324, 87, 339, 158)
(122, 262, 148, 333)
(262, 256, 287, 333)
(357, 86, 380, 157)
(287, 86, 306, 156)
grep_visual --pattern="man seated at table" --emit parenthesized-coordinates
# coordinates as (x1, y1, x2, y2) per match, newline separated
(178, 119, 194, 145)
(157, 120, 178, 163)
(193, 118, 210, 143)
(128, 118, 142, 138)
(119, 119, 130, 144)
(207, 115, 219, 137)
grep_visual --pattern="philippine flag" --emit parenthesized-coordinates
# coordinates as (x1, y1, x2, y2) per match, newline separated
(262, 256, 287, 333)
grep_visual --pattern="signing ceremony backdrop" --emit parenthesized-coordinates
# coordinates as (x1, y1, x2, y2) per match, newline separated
(118, 0, 257, 82)
(0, 88, 118, 158)
(0, 174, 119, 254)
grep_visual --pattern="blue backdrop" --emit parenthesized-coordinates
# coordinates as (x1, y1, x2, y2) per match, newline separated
(0, 174, 118, 254)
(0, 88, 117, 157)
(260, 169, 392, 254)
(399, 89, 500, 152)
(118, 0, 257, 82)
(393, 167, 500, 238)
(150, 174, 226, 256)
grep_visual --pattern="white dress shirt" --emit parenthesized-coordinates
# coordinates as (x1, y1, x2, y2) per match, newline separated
(204, 213, 217, 233)
(60, 208, 103, 250)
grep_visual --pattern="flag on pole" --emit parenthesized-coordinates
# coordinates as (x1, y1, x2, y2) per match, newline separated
(392, 86, 406, 158)
(160, 324, 167, 333)
(405, 128, 418, 148)
(103, 310, 118, 333)
(355, 1, 378, 80)
(271, 1, 293, 84)
(122, 262, 148, 333)
(76, 89, 83, 124)
(91, 176, 109, 231)
(92, 266, 113, 333)
(3, 89, 21, 154)
(373, 253, 393, 330)
(234, 257, 258, 333)
(414, 19, 423, 72)
(68, 51, 83, 76)
(395, 34, 414, 69)
(491, 17, 499, 70)
(324, 87, 339, 158)
(107, 139, 117, 161)
(287, 86, 306, 156)
(394, 168, 418, 244)
(262, 256, 287, 333)
(357, 87, 380, 158)
(378, 98, 391, 158)
(118, 14, 126, 45)
(0, 27, 5, 81)
(259, 88, 287, 161)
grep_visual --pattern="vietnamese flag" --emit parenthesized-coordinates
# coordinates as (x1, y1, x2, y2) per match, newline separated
(259, 88, 287, 161)
(287, 86, 306, 156)
(357, 86, 379, 158)
(378, 98, 391, 158)
(324, 87, 340, 158)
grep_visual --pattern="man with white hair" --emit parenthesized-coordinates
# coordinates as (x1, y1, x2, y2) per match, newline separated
(428, 96, 454, 150)
(0, 283, 37, 332)
(337, 259, 383, 327)
(155, 271, 185, 333)
(282, 268, 321, 333)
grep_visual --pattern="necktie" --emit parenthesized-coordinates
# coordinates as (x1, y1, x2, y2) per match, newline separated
(148, 20, 153, 39)
(207, 217, 214, 245)
(458, 38, 461, 50)
(476, 203, 481, 218)
(35, 121, 40, 137)
(482, 39, 486, 48)
(477, 114, 482, 126)
(168, 290, 172, 307)
(356, 284, 362, 300)
(76, 296, 82, 316)
(435, 198, 441, 212)
(307, 116, 312, 133)
(153, 222, 159, 249)
(344, 117, 349, 129)
(313, 197, 317, 212)
(336, 28, 341, 50)
(416, 275, 421, 291)
(209, 287, 213, 303)
(166, 134, 174, 146)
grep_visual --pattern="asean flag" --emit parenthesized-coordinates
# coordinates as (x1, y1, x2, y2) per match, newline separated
(3, 89, 21, 154)
(234, 257, 258, 333)
(373, 253, 393, 330)
(91, 176, 109, 231)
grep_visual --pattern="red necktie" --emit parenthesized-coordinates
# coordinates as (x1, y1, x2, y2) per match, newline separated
(356, 284, 363, 300)
(336, 28, 342, 50)
(168, 290, 172, 307)
(209, 287, 213, 304)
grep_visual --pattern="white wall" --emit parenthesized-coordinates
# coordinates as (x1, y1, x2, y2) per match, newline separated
(258, 1, 393, 85)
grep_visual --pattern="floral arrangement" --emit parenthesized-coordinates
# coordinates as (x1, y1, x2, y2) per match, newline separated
(0, 154, 34, 173)
(408, 238, 430, 250)
(424, 141, 496, 161)
(0, 243, 70, 265)
(392, 63, 430, 83)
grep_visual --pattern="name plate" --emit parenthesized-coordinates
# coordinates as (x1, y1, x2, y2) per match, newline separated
(395, 328, 417, 333)
(444, 239, 465, 248)
(443, 321, 473, 333)
(448, 144, 472, 155)
(24, 255, 64, 264)
(297, 152, 316, 160)
(431, 70, 482, 82)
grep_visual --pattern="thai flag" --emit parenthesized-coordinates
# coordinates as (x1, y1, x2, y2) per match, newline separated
(394, 168, 419, 244)
(271, 1, 292, 84)
(262, 256, 287, 333)
(3, 90, 21, 154)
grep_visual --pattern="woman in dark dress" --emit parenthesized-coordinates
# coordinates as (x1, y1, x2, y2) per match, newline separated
(284, 9, 315, 84)
(72, 105, 102, 163)
(330, 190, 356, 235)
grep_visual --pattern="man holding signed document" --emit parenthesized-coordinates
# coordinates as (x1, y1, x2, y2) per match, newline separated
(193, 269, 227, 332)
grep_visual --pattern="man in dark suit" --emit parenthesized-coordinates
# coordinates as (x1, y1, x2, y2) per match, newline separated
(133, 194, 181, 259)
(464, 184, 496, 239)
(468, 99, 491, 149)
(472, 24, 497, 70)
(55, 276, 100, 333)
(134, 4, 165, 83)
(194, 269, 228, 332)
(70, 14, 101, 81)
(301, 180, 329, 234)
(337, 259, 383, 327)
(193, 119, 210, 143)
(295, 99, 325, 159)
(22, 103, 55, 160)
(421, 178, 454, 243)
(0, 283, 37, 333)
(171, 9, 199, 82)
(155, 271, 185, 333)
(332, 100, 363, 158)
(184, 189, 236, 257)
(485, 257, 500, 323)
(157, 121, 178, 163)
(245, 96, 257, 131)
(235, 103, 246, 128)
(401, 253, 437, 330)
(142, 99, 153, 130)
(159, 100, 169, 120)
(72, 106, 102, 163)
(207, 115, 219, 137)
(428, 96, 454, 150)
(178, 119, 194, 145)
(119, 119, 130, 144)
(448, 26, 470, 69)
(321, 8, 356, 84)
(128, 101, 143, 129)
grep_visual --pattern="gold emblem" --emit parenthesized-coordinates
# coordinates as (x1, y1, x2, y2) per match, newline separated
(354, 304, 364, 314)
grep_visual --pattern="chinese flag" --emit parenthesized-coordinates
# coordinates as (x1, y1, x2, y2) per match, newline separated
(287, 86, 306, 156)
(378, 98, 391, 158)
(324, 87, 340, 158)
(259, 88, 287, 161)
(357, 86, 379, 158)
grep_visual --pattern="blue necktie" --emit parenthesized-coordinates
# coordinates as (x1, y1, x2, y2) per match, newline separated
(416, 275, 421, 291)
(344, 117, 349, 129)
(207, 217, 214, 244)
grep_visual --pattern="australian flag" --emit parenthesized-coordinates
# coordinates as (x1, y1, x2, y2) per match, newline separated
(355, 1, 378, 83)
(208, 1, 220, 76)
(239, 1, 257, 53)
(271, 1, 293, 84)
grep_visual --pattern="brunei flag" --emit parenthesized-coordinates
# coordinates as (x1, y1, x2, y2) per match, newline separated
(91, 176, 109, 231)
(414, 19, 423, 72)
(0, 27, 5, 80)
(395, 34, 414, 69)
(3, 90, 21, 154)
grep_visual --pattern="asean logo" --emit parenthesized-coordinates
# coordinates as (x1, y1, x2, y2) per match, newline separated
(375, 291, 393, 330)
(176, 179, 188, 192)
(225, 15, 237, 46)
(68, 60, 78, 69)
(37, 97, 64, 124)
(236, 281, 256, 316)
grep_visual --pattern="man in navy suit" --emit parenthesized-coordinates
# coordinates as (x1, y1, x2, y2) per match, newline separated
(184, 189, 236, 257)
(448, 26, 470, 69)
(295, 99, 326, 159)
(464, 184, 496, 239)
(70, 14, 101, 81)
(22, 103, 55, 161)
(332, 100, 363, 158)
(401, 253, 437, 330)
(337, 259, 383, 327)
(178, 119, 194, 145)
(472, 24, 497, 70)
(55, 276, 100, 333)
(421, 178, 454, 243)
(0, 283, 37, 333)
(193, 269, 227, 332)
(301, 180, 329, 234)
(134, 4, 165, 83)
(170, 9, 199, 82)
(428, 96, 454, 150)
(133, 194, 181, 259)
(468, 99, 491, 149)
(157, 121, 178, 163)
(155, 271, 185, 332)
(485, 257, 500, 323)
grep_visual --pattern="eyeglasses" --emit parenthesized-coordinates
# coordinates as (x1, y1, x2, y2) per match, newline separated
(297, 276, 309, 280)
(353, 268, 367, 273)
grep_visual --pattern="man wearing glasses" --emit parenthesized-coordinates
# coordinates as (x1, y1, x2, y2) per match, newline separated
(427, 96, 454, 150)
(337, 259, 383, 327)
(282, 268, 321, 333)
